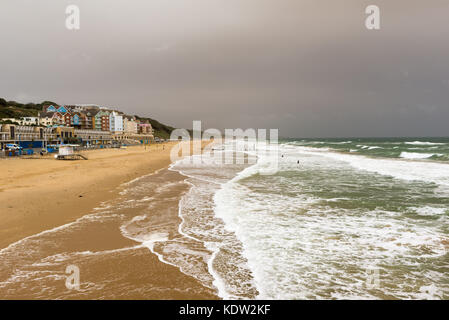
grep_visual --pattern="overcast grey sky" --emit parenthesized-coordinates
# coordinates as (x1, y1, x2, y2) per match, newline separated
(1, 0, 449, 137)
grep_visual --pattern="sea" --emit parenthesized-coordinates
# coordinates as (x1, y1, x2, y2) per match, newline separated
(0, 137, 448, 299)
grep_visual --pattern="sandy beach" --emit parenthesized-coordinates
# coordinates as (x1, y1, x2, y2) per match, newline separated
(0, 143, 175, 248)
(0, 141, 218, 299)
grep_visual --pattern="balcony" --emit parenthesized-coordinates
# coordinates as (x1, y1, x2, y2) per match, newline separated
(0, 133, 11, 141)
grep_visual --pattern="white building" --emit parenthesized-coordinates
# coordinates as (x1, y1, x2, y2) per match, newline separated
(0, 117, 39, 126)
(20, 117, 40, 126)
(123, 116, 138, 134)
(109, 111, 123, 134)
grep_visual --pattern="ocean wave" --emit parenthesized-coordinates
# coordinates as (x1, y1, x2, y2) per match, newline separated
(290, 145, 449, 187)
(355, 145, 382, 150)
(214, 173, 449, 299)
(329, 141, 352, 144)
(404, 141, 445, 146)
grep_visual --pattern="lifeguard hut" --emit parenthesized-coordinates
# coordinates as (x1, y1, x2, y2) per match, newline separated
(55, 145, 88, 160)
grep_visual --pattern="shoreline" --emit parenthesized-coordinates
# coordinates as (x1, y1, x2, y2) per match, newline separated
(0, 140, 219, 299)
(0, 142, 177, 249)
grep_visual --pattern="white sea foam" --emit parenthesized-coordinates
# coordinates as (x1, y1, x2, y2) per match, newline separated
(119, 211, 201, 278)
(400, 152, 438, 159)
(410, 206, 447, 216)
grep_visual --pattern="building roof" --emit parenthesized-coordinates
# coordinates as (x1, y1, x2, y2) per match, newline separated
(39, 112, 55, 118)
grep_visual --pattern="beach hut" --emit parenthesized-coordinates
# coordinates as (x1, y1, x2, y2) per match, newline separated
(55, 144, 87, 160)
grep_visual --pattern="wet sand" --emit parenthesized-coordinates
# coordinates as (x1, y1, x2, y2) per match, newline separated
(0, 141, 218, 299)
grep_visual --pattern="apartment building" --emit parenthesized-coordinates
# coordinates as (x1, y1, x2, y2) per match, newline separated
(109, 111, 124, 134)
(123, 116, 138, 134)
(74, 129, 112, 145)
(138, 121, 154, 135)
(20, 117, 40, 126)
(94, 110, 110, 131)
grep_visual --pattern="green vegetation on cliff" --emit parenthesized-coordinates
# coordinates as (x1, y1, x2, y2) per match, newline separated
(0, 98, 54, 119)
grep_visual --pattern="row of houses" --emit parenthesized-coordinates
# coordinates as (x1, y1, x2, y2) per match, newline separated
(0, 123, 155, 150)
(0, 104, 160, 151)
(3, 104, 154, 135)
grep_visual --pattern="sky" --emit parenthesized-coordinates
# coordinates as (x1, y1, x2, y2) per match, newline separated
(1, 0, 449, 138)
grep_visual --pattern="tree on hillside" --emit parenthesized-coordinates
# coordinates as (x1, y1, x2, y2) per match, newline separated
(41, 101, 59, 106)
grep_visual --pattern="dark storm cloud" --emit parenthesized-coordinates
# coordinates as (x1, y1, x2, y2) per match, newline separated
(1, 0, 449, 137)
